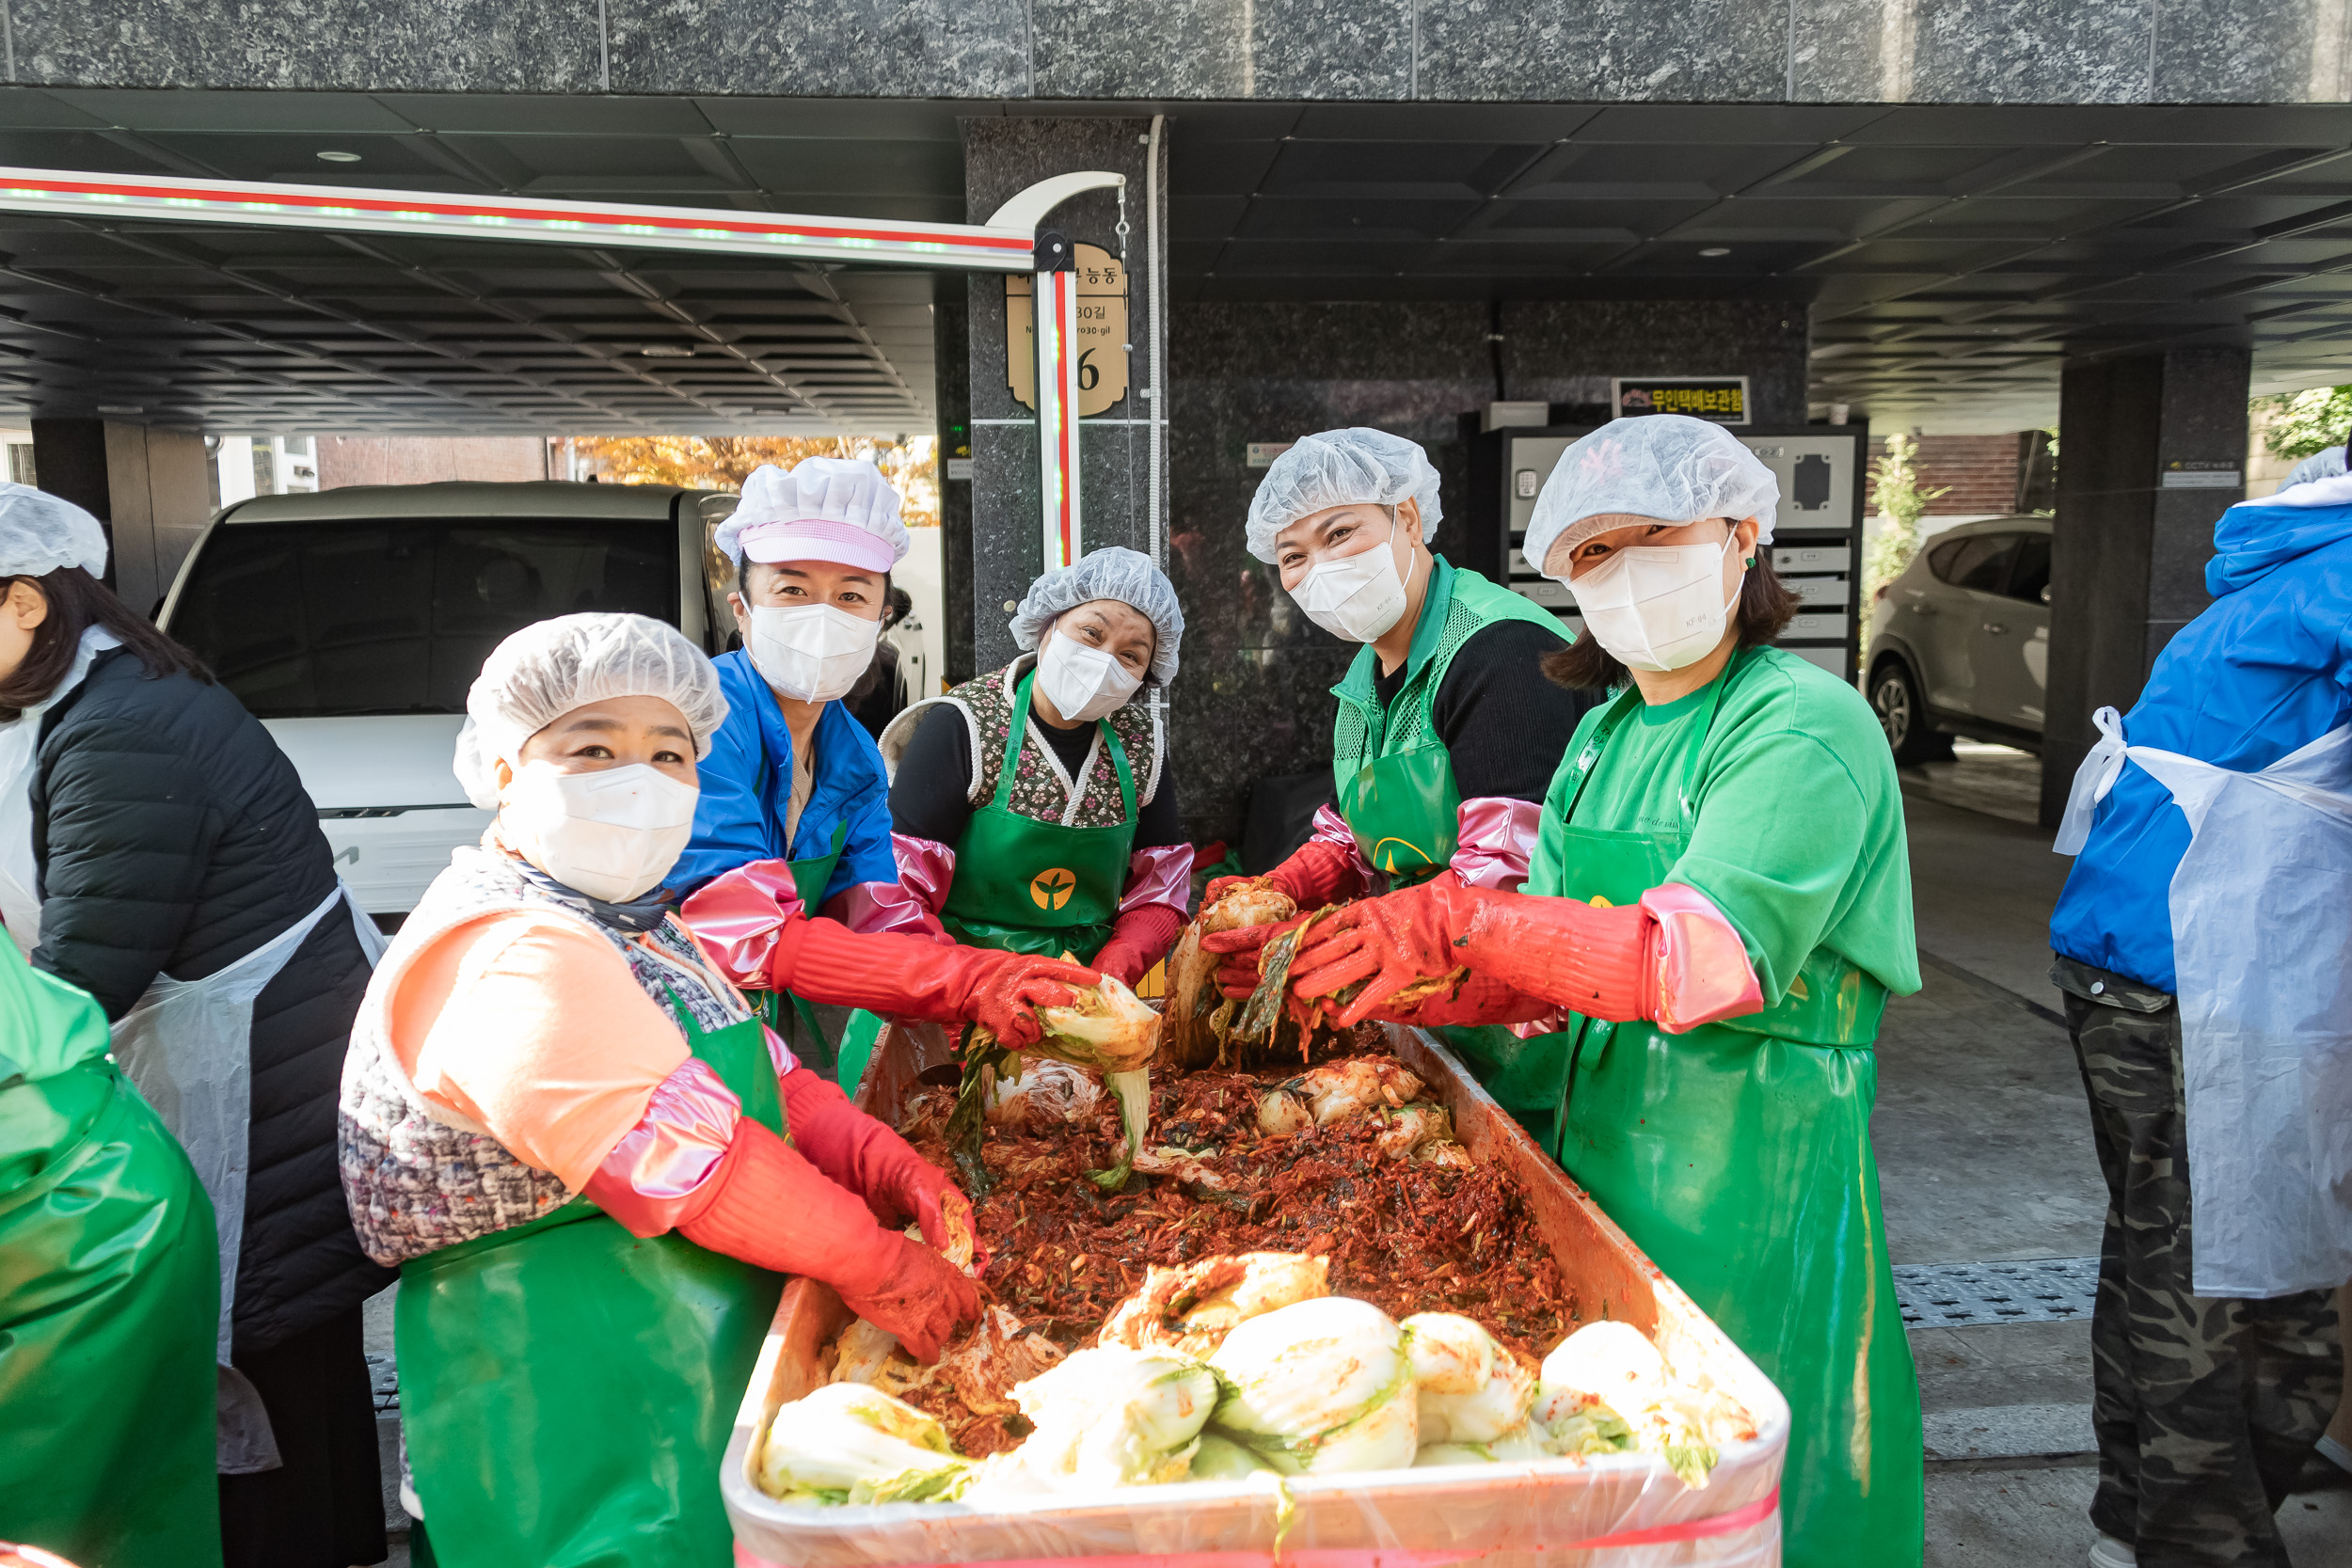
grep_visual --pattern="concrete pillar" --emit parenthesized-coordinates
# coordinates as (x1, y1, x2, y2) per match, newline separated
(961, 118, 1168, 673)
(2039, 346, 2249, 826)
(27, 417, 213, 615)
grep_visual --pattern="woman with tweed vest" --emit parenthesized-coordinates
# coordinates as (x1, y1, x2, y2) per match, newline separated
(879, 546, 1193, 990)
(338, 613, 1094, 1568)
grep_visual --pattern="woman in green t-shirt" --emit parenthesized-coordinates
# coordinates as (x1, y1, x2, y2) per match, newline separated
(1265, 415, 1925, 1568)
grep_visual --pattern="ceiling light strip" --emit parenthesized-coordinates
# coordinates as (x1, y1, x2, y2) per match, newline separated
(0, 166, 1037, 271)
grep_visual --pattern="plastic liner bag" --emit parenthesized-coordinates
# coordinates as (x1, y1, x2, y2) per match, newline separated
(724, 1018, 1791, 1568)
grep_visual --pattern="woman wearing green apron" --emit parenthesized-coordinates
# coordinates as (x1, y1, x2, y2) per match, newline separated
(667, 457, 922, 1084)
(880, 547, 1193, 1006)
(343, 614, 1091, 1568)
(1276, 416, 1925, 1568)
(1202, 427, 1599, 1148)
(0, 934, 221, 1568)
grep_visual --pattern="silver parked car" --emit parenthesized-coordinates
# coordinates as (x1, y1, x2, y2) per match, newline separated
(1865, 515, 2052, 764)
(158, 481, 725, 920)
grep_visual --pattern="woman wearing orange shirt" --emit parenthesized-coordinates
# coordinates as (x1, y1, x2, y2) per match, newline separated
(338, 612, 1092, 1568)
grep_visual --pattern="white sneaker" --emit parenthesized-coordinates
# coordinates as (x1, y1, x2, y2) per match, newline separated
(2088, 1535, 2137, 1568)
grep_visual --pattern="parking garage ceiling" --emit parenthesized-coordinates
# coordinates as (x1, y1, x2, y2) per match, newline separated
(7, 89, 2352, 434)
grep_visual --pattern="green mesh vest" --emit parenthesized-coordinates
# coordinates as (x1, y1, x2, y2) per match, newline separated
(1328, 560, 1567, 882)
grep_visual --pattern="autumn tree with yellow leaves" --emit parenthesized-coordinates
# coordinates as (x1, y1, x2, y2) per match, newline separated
(571, 435, 939, 528)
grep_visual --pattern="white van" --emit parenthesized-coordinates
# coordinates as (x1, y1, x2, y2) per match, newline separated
(159, 481, 728, 924)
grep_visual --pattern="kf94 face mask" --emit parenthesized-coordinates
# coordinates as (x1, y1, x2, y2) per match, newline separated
(501, 761, 699, 903)
(1565, 534, 1744, 673)
(748, 603, 881, 703)
(1292, 537, 1409, 643)
(1036, 631, 1142, 723)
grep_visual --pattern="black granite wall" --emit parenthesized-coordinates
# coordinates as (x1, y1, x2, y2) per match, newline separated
(961, 117, 1168, 676)
(1162, 296, 1809, 847)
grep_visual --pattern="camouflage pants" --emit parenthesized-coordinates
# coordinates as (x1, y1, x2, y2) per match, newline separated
(2066, 994, 2344, 1568)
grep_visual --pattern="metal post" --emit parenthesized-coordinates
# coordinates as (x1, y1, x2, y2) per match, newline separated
(1033, 231, 1081, 572)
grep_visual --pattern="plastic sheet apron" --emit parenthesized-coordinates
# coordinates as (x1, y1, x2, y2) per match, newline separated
(1334, 717, 1581, 1152)
(940, 671, 1135, 964)
(1528, 665, 1925, 1568)
(397, 1001, 787, 1568)
(107, 879, 384, 1370)
(0, 960, 223, 1568)
(2056, 706, 2352, 1297)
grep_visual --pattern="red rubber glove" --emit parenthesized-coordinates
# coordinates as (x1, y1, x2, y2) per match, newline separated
(1201, 911, 1312, 999)
(778, 1067, 980, 1267)
(1287, 879, 1654, 1030)
(677, 1118, 979, 1362)
(1349, 968, 1556, 1029)
(771, 918, 1097, 1049)
(1089, 903, 1185, 988)
(1207, 835, 1365, 912)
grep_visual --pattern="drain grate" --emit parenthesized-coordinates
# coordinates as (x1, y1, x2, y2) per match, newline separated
(1894, 1257, 2100, 1328)
(366, 1352, 399, 1412)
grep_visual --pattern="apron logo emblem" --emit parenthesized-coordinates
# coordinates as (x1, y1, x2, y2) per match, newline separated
(1371, 836, 1435, 873)
(1029, 868, 1077, 911)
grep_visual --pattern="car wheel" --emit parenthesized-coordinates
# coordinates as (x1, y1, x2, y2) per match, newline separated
(1870, 659, 1950, 766)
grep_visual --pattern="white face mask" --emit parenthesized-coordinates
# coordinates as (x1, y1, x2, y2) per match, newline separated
(1036, 629, 1143, 723)
(501, 761, 699, 903)
(747, 603, 880, 703)
(1565, 533, 1744, 673)
(1291, 531, 1409, 643)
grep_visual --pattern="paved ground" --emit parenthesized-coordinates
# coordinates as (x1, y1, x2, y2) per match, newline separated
(1881, 747, 2351, 1568)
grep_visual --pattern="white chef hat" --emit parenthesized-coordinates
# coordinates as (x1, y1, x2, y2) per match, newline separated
(1525, 416, 1781, 581)
(1244, 428, 1443, 563)
(712, 458, 912, 575)
(0, 483, 108, 578)
(453, 612, 728, 808)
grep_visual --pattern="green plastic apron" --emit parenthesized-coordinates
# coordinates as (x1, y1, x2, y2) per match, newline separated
(397, 993, 787, 1568)
(1329, 563, 1580, 1147)
(0, 1058, 223, 1568)
(938, 671, 1136, 965)
(748, 819, 849, 1078)
(1527, 657, 1924, 1568)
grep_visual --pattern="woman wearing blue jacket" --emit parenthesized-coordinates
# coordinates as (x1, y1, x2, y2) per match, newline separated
(2049, 470, 2351, 1568)
(664, 459, 930, 1076)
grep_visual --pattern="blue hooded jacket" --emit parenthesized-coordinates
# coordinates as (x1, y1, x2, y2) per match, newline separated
(663, 647, 898, 905)
(2049, 489, 2352, 990)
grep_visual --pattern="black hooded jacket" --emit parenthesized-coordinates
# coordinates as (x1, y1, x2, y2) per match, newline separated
(29, 647, 394, 1354)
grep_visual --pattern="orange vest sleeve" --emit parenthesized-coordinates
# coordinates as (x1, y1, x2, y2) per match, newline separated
(387, 911, 691, 1191)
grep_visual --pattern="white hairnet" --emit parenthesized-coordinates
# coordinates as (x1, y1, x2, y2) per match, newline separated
(1010, 546, 1185, 687)
(1244, 428, 1443, 563)
(0, 483, 108, 579)
(453, 612, 728, 809)
(1525, 415, 1781, 580)
(2283, 446, 2347, 491)
(711, 457, 911, 571)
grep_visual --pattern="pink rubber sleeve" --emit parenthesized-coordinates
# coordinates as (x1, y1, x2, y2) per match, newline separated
(1117, 843, 1195, 919)
(1639, 882, 1765, 1034)
(580, 1055, 741, 1239)
(823, 881, 945, 941)
(1450, 797, 1545, 892)
(892, 833, 957, 916)
(677, 859, 805, 990)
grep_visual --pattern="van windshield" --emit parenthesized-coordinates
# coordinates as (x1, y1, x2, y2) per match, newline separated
(167, 517, 680, 718)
